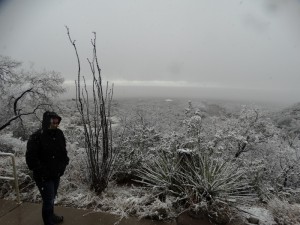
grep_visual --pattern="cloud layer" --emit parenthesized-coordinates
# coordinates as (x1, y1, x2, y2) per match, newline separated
(1, 0, 300, 103)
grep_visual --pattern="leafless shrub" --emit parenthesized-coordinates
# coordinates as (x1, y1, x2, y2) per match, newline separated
(66, 27, 115, 194)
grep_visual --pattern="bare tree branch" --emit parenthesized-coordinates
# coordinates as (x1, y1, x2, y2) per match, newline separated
(12, 88, 34, 115)
(0, 103, 50, 131)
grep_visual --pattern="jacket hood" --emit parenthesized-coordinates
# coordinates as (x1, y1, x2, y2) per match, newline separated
(42, 111, 62, 130)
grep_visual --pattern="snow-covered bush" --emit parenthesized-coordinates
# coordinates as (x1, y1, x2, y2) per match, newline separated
(63, 125, 85, 148)
(188, 200, 234, 225)
(0, 133, 26, 156)
(112, 146, 146, 184)
(268, 198, 300, 225)
(112, 110, 162, 184)
(0, 133, 35, 201)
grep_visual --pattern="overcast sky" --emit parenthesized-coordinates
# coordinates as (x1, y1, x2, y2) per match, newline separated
(0, 0, 300, 104)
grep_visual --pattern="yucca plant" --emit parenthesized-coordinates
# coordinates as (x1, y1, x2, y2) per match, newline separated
(137, 149, 254, 202)
(136, 151, 184, 197)
(181, 152, 254, 203)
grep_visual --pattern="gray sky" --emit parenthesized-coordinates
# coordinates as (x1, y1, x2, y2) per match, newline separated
(0, 0, 300, 104)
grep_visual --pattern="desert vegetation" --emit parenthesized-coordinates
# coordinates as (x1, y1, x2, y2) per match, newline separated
(1, 94, 300, 224)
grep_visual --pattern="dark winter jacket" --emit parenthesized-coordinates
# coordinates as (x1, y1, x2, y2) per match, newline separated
(26, 111, 69, 181)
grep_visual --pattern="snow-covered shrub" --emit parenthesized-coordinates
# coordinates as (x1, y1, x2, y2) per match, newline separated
(185, 115, 202, 138)
(139, 197, 174, 220)
(268, 198, 300, 225)
(245, 135, 300, 201)
(111, 194, 175, 220)
(0, 133, 35, 201)
(243, 158, 274, 202)
(0, 155, 13, 198)
(63, 125, 85, 148)
(69, 114, 83, 126)
(112, 146, 145, 184)
(185, 106, 300, 201)
(0, 132, 26, 155)
(0, 142, 14, 153)
(189, 200, 234, 225)
(10, 117, 39, 141)
(112, 110, 162, 184)
(289, 188, 300, 204)
(206, 200, 234, 224)
(63, 143, 88, 184)
(11, 123, 30, 141)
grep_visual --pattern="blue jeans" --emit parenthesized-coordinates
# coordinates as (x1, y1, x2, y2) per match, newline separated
(36, 178, 60, 225)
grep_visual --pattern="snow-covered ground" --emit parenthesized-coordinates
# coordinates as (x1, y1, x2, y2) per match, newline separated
(239, 206, 276, 225)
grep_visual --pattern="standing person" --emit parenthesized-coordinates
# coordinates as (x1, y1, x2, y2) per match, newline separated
(26, 111, 69, 225)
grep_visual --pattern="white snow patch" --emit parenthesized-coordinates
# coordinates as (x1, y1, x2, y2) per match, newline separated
(177, 148, 194, 154)
(0, 133, 26, 155)
(239, 206, 276, 225)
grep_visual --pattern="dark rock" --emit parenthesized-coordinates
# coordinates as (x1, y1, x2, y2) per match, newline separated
(247, 217, 259, 224)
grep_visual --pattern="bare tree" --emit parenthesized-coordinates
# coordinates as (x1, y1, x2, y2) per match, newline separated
(0, 55, 65, 132)
(66, 27, 115, 194)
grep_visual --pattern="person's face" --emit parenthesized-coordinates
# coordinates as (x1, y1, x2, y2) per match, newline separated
(49, 118, 60, 129)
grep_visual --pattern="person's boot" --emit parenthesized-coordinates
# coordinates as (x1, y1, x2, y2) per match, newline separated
(53, 214, 64, 224)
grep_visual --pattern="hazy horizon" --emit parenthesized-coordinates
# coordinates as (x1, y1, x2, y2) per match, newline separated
(60, 83, 297, 109)
(1, 0, 300, 106)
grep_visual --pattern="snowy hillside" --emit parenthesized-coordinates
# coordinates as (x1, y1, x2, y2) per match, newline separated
(1, 98, 300, 224)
